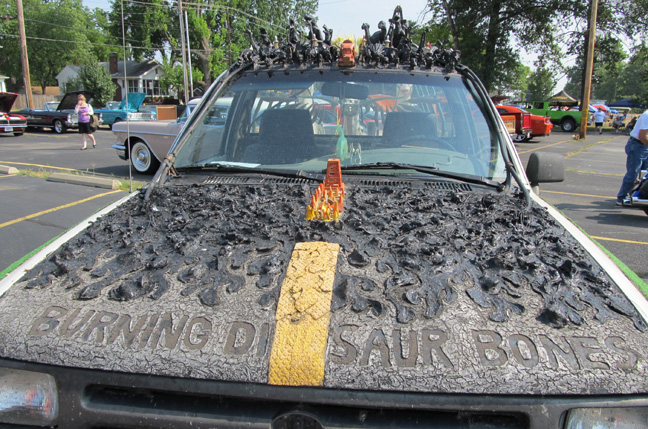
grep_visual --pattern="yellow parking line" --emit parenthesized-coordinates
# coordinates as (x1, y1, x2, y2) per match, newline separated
(541, 190, 615, 200)
(591, 236, 648, 246)
(0, 160, 86, 174)
(540, 190, 648, 246)
(566, 169, 623, 177)
(0, 190, 121, 229)
(516, 140, 573, 154)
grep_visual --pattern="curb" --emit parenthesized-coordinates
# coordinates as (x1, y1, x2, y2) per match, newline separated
(0, 165, 19, 175)
(47, 172, 122, 190)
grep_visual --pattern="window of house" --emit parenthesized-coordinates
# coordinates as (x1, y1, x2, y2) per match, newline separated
(145, 80, 163, 97)
(128, 80, 139, 93)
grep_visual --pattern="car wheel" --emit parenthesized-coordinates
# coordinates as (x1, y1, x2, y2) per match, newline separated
(561, 118, 576, 132)
(13, 132, 24, 137)
(52, 119, 66, 134)
(513, 134, 526, 142)
(130, 141, 160, 174)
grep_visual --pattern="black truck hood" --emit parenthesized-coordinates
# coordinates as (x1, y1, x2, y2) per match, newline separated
(0, 92, 18, 113)
(57, 90, 94, 111)
(1, 180, 647, 395)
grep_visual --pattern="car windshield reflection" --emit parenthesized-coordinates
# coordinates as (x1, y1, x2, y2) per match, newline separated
(173, 70, 507, 182)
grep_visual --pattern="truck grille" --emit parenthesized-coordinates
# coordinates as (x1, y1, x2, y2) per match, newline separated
(129, 112, 156, 120)
(0, 358, 587, 428)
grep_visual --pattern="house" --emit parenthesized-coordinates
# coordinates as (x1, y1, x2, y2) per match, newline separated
(56, 53, 172, 101)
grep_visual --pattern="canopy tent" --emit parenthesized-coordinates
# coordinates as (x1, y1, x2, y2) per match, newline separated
(607, 98, 646, 109)
(592, 104, 617, 114)
(545, 90, 578, 106)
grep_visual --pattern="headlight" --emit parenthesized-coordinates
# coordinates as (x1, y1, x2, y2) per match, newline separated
(0, 368, 58, 426)
(566, 407, 648, 428)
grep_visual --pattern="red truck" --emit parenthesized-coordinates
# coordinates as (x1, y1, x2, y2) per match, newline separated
(496, 104, 532, 142)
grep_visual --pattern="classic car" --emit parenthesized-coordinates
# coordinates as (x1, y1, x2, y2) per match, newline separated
(0, 92, 27, 136)
(16, 90, 95, 133)
(94, 92, 156, 129)
(111, 97, 231, 174)
(496, 105, 552, 142)
(495, 105, 532, 142)
(44, 100, 60, 111)
(2, 9, 648, 428)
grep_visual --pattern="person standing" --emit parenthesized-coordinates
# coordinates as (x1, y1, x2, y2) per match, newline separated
(592, 107, 607, 134)
(616, 109, 648, 206)
(75, 94, 96, 150)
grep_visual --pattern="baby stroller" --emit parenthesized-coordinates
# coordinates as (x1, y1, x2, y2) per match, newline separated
(628, 169, 648, 216)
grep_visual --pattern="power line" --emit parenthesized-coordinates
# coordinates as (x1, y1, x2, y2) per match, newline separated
(0, 32, 225, 54)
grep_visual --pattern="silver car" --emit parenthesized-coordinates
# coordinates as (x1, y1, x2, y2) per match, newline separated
(111, 97, 231, 174)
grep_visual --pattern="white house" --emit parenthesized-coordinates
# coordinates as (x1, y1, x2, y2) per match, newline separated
(56, 53, 172, 101)
(0, 75, 8, 92)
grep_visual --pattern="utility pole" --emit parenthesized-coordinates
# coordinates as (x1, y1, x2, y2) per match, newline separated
(16, 0, 33, 108)
(177, 0, 189, 105)
(184, 10, 193, 97)
(579, 0, 598, 139)
(226, 7, 232, 66)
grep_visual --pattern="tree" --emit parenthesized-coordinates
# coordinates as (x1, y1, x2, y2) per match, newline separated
(158, 54, 186, 98)
(563, 35, 628, 102)
(108, 0, 318, 95)
(79, 62, 116, 107)
(526, 59, 555, 100)
(0, 0, 92, 92)
(426, 0, 588, 92)
(85, 7, 114, 61)
(108, 0, 174, 62)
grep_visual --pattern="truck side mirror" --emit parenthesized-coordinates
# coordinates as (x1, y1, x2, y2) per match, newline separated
(525, 151, 565, 195)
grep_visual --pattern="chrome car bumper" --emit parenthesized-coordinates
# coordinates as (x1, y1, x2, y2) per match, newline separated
(112, 143, 127, 160)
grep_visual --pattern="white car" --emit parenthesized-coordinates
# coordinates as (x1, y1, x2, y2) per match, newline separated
(1, 9, 648, 428)
(111, 97, 231, 174)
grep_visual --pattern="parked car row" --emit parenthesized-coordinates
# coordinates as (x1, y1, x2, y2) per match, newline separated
(15, 90, 95, 133)
(11, 91, 160, 134)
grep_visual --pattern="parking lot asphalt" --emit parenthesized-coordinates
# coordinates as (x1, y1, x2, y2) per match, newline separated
(515, 129, 648, 281)
(0, 127, 647, 284)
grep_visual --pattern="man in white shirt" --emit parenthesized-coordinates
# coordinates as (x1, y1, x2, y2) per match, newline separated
(617, 110, 648, 206)
(592, 108, 607, 134)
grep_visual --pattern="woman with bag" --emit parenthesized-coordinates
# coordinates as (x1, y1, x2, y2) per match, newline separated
(75, 94, 96, 150)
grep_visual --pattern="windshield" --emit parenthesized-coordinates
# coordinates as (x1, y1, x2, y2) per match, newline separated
(173, 69, 507, 181)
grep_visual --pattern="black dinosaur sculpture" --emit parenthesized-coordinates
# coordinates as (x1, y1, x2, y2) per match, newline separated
(237, 6, 461, 73)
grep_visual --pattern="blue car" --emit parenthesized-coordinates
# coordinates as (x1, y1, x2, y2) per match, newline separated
(94, 92, 156, 129)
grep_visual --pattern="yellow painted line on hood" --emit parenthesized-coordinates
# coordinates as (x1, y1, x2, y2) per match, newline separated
(269, 241, 340, 386)
(0, 190, 122, 229)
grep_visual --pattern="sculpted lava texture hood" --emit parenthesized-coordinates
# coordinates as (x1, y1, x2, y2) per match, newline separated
(1, 182, 647, 395)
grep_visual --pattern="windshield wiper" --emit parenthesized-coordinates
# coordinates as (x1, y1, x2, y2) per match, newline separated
(175, 163, 325, 182)
(337, 162, 504, 190)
